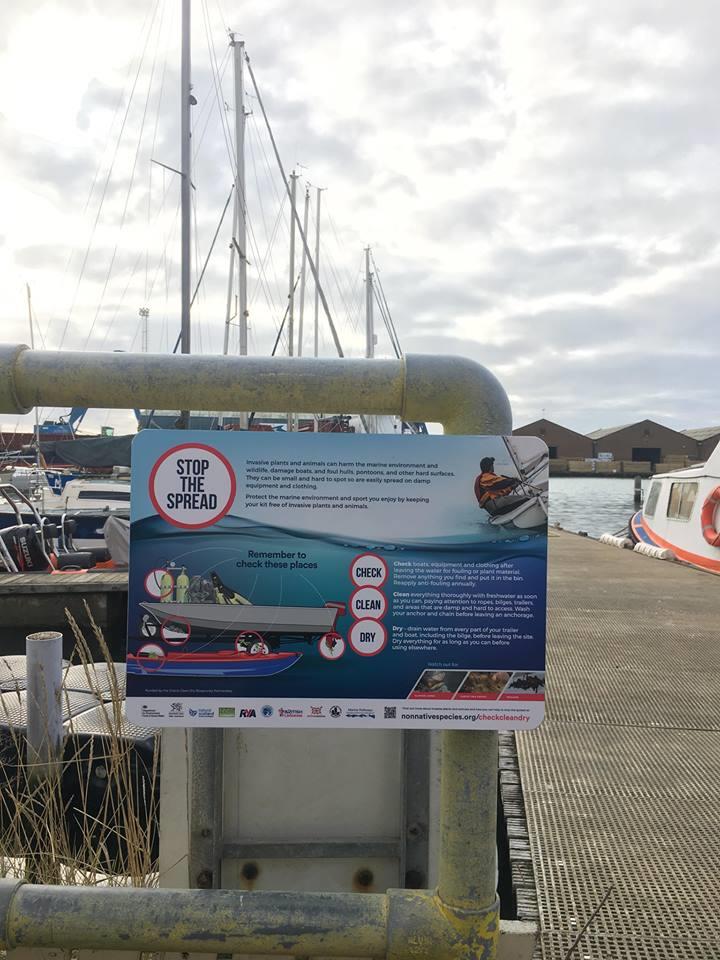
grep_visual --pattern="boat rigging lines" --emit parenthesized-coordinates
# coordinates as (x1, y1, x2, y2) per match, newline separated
(14, 0, 415, 440)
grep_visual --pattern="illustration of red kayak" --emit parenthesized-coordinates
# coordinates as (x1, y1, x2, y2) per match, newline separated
(127, 646, 302, 678)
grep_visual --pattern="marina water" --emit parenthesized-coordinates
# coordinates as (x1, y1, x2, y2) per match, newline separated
(549, 476, 650, 539)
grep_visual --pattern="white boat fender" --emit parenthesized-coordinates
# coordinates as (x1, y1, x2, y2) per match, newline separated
(633, 542, 675, 562)
(599, 533, 634, 549)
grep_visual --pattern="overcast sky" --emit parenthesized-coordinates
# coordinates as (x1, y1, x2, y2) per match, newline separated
(1, 0, 719, 437)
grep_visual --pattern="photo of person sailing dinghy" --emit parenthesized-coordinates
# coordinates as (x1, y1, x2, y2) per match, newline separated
(474, 438, 549, 529)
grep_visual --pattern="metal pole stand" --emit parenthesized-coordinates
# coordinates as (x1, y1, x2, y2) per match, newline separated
(25, 630, 63, 883)
(387, 731, 500, 959)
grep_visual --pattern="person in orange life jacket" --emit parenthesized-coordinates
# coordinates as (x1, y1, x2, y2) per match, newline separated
(474, 456, 520, 508)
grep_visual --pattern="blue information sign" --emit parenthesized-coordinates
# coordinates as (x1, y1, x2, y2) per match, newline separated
(126, 432, 548, 728)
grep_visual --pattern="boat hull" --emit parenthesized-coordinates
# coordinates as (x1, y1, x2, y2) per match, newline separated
(140, 601, 338, 635)
(630, 510, 720, 574)
(487, 495, 548, 529)
(127, 650, 301, 677)
(0, 508, 126, 546)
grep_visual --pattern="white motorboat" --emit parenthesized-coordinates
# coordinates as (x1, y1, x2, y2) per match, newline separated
(140, 600, 340, 637)
(629, 440, 720, 574)
(0, 477, 130, 547)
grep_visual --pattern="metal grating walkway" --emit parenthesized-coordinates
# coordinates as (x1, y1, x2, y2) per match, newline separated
(516, 530, 720, 959)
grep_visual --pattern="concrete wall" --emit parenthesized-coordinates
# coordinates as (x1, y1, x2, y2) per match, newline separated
(513, 419, 593, 459)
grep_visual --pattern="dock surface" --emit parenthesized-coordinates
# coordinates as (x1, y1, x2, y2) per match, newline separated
(0, 570, 128, 594)
(0, 570, 128, 658)
(516, 530, 720, 958)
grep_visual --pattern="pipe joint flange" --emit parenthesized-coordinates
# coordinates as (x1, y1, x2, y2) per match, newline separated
(386, 889, 500, 960)
(0, 343, 31, 414)
(403, 354, 512, 436)
(0, 877, 25, 949)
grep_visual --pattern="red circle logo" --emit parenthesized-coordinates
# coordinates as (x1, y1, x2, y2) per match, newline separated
(149, 443, 236, 529)
(349, 619, 387, 657)
(349, 553, 388, 588)
(349, 586, 387, 621)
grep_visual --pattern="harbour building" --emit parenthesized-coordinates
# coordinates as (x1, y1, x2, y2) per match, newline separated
(682, 425, 720, 461)
(511, 419, 593, 460)
(586, 419, 697, 469)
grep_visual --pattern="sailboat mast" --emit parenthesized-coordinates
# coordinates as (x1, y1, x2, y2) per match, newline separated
(313, 187, 323, 357)
(180, 0, 192, 358)
(288, 171, 298, 357)
(139, 306, 150, 352)
(365, 246, 374, 358)
(26, 284, 43, 507)
(26, 284, 35, 351)
(232, 36, 248, 357)
(178, 0, 192, 430)
(297, 187, 310, 356)
(286, 171, 298, 431)
(222, 200, 237, 356)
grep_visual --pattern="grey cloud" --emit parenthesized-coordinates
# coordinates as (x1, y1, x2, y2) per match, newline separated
(372, 262, 499, 325)
(390, 257, 720, 434)
(505, 349, 720, 434)
(367, 49, 511, 135)
(533, 94, 720, 169)
(503, 305, 628, 351)
(485, 243, 641, 297)
(0, 119, 96, 197)
(503, 263, 720, 356)
(257, 92, 370, 178)
(412, 337, 717, 434)
(77, 79, 123, 131)
(426, 138, 505, 171)
(398, 333, 518, 368)
(14, 244, 72, 271)
(79, 247, 143, 285)
(372, 172, 417, 196)
(433, 187, 515, 236)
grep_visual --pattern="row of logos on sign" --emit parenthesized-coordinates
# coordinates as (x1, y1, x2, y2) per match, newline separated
(140, 703, 395, 720)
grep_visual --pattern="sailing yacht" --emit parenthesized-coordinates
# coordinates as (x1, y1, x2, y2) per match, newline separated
(484, 438, 549, 530)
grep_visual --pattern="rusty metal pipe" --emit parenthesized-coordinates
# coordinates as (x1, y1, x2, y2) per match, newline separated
(0, 880, 388, 956)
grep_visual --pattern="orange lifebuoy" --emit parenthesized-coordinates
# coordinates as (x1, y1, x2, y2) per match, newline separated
(700, 485, 720, 547)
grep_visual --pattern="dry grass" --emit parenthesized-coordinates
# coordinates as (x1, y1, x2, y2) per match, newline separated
(0, 604, 159, 886)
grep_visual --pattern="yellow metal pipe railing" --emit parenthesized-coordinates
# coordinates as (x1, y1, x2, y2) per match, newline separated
(0, 342, 517, 959)
(0, 882, 388, 956)
(0, 345, 511, 436)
